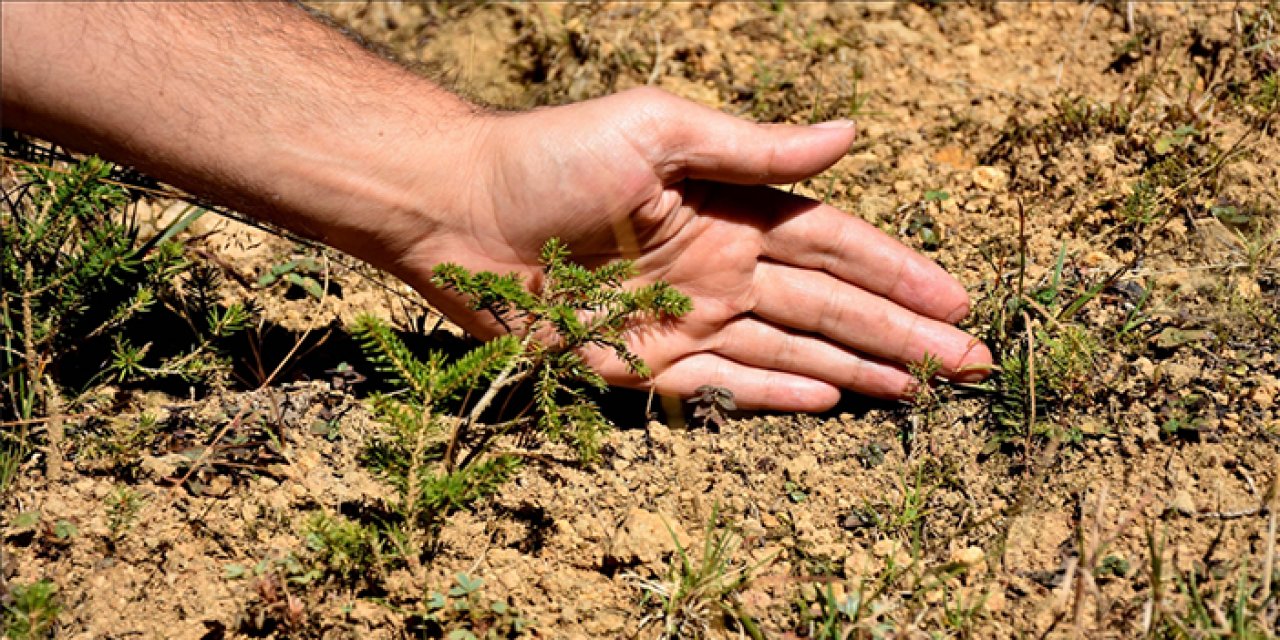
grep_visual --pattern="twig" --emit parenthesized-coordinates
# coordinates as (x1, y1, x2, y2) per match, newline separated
(257, 255, 334, 390)
(1194, 505, 1269, 520)
(1022, 310, 1037, 469)
(1261, 503, 1275, 624)
(647, 27, 664, 86)
(443, 334, 534, 473)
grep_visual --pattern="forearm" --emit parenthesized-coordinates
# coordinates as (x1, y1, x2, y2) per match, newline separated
(1, 1, 486, 267)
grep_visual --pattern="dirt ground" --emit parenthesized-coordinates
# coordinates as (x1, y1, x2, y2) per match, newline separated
(5, 2, 1279, 639)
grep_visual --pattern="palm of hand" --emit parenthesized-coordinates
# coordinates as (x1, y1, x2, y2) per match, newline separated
(425, 89, 990, 411)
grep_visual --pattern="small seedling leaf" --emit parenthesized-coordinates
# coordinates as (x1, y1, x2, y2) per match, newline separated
(53, 520, 78, 540)
(426, 592, 447, 610)
(224, 563, 247, 579)
(784, 481, 807, 503)
(11, 510, 40, 531)
(453, 572, 483, 595)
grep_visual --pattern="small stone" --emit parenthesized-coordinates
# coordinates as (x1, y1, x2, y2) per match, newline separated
(589, 610, 626, 634)
(783, 453, 819, 481)
(1233, 274, 1262, 299)
(949, 546, 986, 567)
(872, 539, 898, 558)
(971, 166, 1009, 192)
(1086, 143, 1115, 166)
(496, 569, 523, 593)
(955, 43, 981, 60)
(862, 20, 924, 45)
(1252, 378, 1277, 409)
(739, 589, 772, 612)
(984, 587, 1007, 613)
(931, 145, 976, 169)
(138, 453, 188, 480)
(843, 545, 871, 576)
(1133, 357, 1155, 380)
(605, 508, 690, 567)
(1170, 490, 1197, 515)
(1160, 363, 1198, 388)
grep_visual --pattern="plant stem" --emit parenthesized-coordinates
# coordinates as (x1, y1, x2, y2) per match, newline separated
(22, 263, 62, 481)
(444, 334, 534, 473)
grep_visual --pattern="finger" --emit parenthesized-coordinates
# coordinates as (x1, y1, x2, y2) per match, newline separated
(713, 185, 972, 323)
(651, 352, 841, 412)
(712, 317, 917, 399)
(621, 87, 857, 185)
(751, 262, 993, 376)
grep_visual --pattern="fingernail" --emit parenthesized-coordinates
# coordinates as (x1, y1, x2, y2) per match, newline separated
(811, 119, 856, 130)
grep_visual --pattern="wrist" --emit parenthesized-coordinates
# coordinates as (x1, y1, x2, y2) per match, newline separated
(251, 88, 494, 277)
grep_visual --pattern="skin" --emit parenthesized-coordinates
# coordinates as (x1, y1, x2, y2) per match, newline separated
(1, 1, 991, 411)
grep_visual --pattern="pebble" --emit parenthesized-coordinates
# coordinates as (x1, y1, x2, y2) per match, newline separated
(605, 508, 689, 566)
(1085, 143, 1116, 166)
(872, 539, 898, 557)
(1252, 378, 1277, 409)
(950, 546, 986, 567)
(972, 166, 1009, 192)
(1170, 490, 1197, 515)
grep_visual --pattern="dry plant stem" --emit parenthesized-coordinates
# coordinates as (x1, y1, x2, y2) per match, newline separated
(1261, 459, 1278, 614)
(22, 262, 63, 481)
(0, 412, 94, 428)
(1070, 486, 1156, 635)
(400, 408, 431, 575)
(1022, 310, 1037, 468)
(258, 257, 332, 390)
(1071, 484, 1105, 636)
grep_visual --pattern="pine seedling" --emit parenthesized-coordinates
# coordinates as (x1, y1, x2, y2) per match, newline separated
(429, 237, 690, 461)
(2, 579, 61, 640)
(1, 156, 248, 481)
(345, 238, 690, 569)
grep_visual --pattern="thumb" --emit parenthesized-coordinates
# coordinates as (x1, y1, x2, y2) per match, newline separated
(622, 87, 857, 185)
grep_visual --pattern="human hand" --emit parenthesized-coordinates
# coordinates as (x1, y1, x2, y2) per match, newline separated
(0, 4, 985, 411)
(401, 88, 991, 412)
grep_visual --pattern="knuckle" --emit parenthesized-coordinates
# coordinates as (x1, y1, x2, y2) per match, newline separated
(817, 289, 845, 335)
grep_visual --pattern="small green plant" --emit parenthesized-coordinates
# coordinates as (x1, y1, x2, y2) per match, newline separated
(1, 156, 249, 481)
(104, 484, 145, 540)
(303, 238, 688, 597)
(301, 512, 386, 583)
(74, 412, 162, 476)
(688, 384, 736, 430)
(231, 552, 319, 634)
(790, 544, 986, 639)
(800, 582, 895, 640)
(428, 237, 690, 460)
(1148, 552, 1279, 639)
(344, 238, 688, 563)
(907, 352, 945, 409)
(632, 507, 768, 639)
(256, 256, 326, 300)
(880, 466, 935, 550)
(2, 579, 61, 640)
(418, 573, 530, 639)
